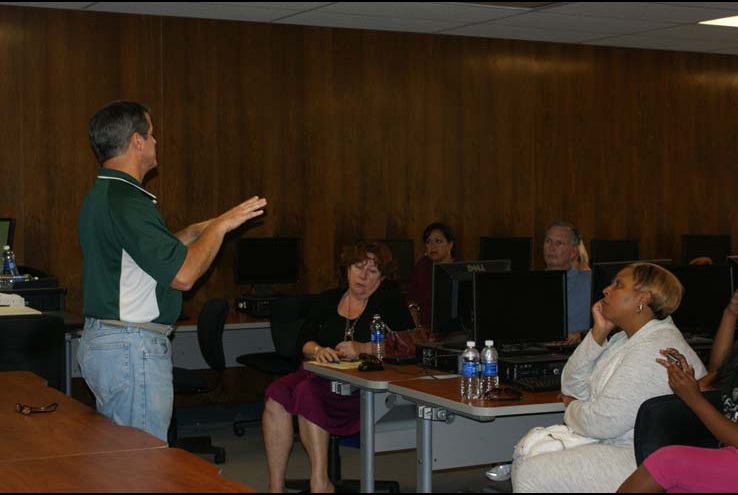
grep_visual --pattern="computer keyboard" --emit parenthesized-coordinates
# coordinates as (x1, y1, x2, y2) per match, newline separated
(511, 374, 561, 392)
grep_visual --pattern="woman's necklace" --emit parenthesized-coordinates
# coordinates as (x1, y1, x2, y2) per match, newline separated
(343, 292, 368, 341)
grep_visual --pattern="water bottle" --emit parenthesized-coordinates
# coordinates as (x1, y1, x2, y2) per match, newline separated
(460, 341, 480, 400)
(370, 314, 386, 360)
(2, 245, 20, 277)
(480, 339, 499, 396)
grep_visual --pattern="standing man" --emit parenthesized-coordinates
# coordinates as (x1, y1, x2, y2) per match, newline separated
(77, 100, 267, 441)
(543, 220, 592, 345)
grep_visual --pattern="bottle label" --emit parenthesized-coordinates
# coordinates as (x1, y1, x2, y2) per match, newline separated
(461, 362, 477, 378)
(482, 362, 498, 377)
(371, 331, 384, 343)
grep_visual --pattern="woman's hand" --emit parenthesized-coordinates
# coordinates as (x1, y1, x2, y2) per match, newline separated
(314, 346, 341, 363)
(335, 340, 364, 361)
(657, 348, 702, 403)
(590, 300, 617, 344)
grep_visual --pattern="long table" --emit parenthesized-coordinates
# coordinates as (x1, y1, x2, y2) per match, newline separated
(388, 375, 565, 492)
(0, 371, 253, 492)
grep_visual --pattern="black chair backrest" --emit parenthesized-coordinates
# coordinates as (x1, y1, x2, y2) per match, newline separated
(0, 314, 66, 390)
(197, 298, 229, 372)
(270, 294, 313, 360)
(634, 390, 722, 465)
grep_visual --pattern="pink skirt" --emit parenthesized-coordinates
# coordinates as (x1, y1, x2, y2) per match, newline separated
(644, 445, 738, 493)
(265, 365, 360, 436)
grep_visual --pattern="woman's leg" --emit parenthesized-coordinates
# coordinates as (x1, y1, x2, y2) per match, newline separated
(298, 415, 334, 493)
(617, 465, 665, 493)
(263, 397, 295, 493)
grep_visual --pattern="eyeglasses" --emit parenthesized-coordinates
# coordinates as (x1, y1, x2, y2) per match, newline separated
(425, 238, 447, 246)
(483, 387, 523, 401)
(15, 402, 58, 415)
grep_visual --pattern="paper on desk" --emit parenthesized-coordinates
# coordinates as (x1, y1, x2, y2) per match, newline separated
(0, 305, 41, 315)
(309, 360, 362, 370)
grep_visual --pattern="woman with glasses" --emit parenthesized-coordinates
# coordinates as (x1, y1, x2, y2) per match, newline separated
(262, 240, 414, 493)
(407, 222, 457, 329)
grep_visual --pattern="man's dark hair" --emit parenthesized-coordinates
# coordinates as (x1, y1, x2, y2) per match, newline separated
(88, 100, 150, 164)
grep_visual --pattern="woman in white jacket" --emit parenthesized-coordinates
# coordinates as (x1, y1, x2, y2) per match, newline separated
(512, 262, 707, 493)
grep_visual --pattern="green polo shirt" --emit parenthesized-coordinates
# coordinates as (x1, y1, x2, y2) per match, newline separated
(78, 169, 187, 325)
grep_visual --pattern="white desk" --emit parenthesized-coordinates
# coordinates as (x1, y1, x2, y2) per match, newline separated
(303, 361, 436, 493)
(388, 376, 565, 493)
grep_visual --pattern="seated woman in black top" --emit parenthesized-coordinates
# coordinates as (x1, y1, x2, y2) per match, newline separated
(262, 240, 414, 493)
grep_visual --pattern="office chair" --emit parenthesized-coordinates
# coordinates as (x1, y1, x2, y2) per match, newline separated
(0, 313, 66, 391)
(232, 293, 312, 436)
(633, 390, 722, 465)
(169, 298, 228, 464)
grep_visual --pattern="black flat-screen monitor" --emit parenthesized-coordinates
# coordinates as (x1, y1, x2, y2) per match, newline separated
(234, 237, 301, 294)
(589, 239, 640, 263)
(681, 234, 731, 266)
(479, 236, 532, 272)
(0, 218, 15, 247)
(590, 259, 672, 327)
(727, 255, 738, 290)
(361, 238, 415, 289)
(669, 264, 734, 337)
(431, 259, 511, 336)
(473, 270, 567, 346)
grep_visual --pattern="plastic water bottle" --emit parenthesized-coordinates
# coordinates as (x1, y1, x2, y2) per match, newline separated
(2, 245, 20, 277)
(480, 339, 499, 396)
(460, 341, 480, 400)
(370, 314, 386, 360)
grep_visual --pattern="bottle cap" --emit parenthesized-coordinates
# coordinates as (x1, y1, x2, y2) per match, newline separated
(485, 340, 494, 346)
(466, 341, 475, 347)
(3, 245, 9, 251)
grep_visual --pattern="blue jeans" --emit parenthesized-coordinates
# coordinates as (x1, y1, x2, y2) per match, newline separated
(77, 318, 173, 441)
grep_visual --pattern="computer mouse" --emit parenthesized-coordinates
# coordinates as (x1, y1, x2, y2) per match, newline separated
(358, 361, 384, 372)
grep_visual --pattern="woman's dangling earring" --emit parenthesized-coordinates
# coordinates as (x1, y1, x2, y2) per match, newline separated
(637, 303, 643, 313)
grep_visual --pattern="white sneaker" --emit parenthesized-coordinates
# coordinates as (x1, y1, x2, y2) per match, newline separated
(485, 462, 512, 482)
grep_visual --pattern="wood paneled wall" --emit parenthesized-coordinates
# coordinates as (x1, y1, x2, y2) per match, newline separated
(2, 5, 738, 315)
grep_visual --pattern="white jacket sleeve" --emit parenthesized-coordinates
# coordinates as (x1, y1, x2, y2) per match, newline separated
(563, 323, 707, 441)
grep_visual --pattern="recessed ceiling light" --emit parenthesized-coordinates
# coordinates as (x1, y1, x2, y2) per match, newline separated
(699, 15, 738, 28)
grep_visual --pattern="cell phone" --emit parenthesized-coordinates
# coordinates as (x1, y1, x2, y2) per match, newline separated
(665, 353, 683, 369)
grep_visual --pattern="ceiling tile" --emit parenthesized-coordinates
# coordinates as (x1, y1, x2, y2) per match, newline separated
(276, 11, 467, 34)
(487, 11, 677, 34)
(314, 2, 525, 22)
(445, 23, 608, 43)
(544, 2, 738, 23)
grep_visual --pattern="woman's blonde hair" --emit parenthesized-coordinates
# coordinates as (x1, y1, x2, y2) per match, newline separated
(576, 240, 590, 271)
(629, 262, 683, 319)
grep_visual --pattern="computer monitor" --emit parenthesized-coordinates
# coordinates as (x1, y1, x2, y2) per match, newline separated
(473, 270, 567, 346)
(669, 264, 734, 337)
(361, 238, 415, 289)
(479, 237, 532, 272)
(0, 218, 15, 247)
(431, 259, 511, 336)
(234, 237, 301, 295)
(589, 239, 640, 263)
(727, 255, 738, 290)
(590, 259, 672, 327)
(681, 234, 731, 266)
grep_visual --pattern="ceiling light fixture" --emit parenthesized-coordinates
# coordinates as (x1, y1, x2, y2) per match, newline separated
(699, 15, 738, 28)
